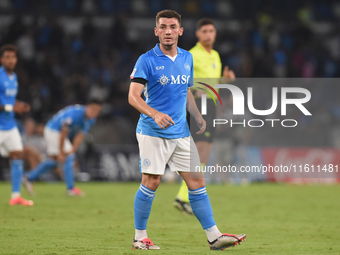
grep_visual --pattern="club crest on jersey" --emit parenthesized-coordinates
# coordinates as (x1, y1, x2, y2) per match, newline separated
(143, 158, 151, 167)
(159, 75, 170, 86)
(184, 63, 190, 71)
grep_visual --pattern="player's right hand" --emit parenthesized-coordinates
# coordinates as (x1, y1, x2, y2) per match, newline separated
(57, 153, 66, 163)
(13, 101, 30, 114)
(153, 112, 175, 129)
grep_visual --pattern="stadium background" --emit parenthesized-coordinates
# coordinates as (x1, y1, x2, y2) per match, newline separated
(0, 0, 340, 183)
(0, 1, 340, 254)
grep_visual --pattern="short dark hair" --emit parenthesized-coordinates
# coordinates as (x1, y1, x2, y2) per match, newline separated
(0, 44, 18, 57)
(156, 10, 181, 26)
(197, 18, 215, 30)
(87, 99, 103, 106)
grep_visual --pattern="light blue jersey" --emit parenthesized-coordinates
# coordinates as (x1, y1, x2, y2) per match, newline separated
(46, 105, 96, 138)
(131, 44, 193, 139)
(0, 66, 18, 130)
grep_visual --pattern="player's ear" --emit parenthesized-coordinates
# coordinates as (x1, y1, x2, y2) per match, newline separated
(154, 27, 158, 36)
(179, 27, 184, 36)
(195, 30, 199, 39)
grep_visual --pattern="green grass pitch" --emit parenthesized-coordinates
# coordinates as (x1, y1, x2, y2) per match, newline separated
(0, 182, 339, 254)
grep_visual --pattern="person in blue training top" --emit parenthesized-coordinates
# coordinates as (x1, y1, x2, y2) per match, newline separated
(128, 10, 246, 251)
(0, 44, 33, 206)
(23, 100, 102, 196)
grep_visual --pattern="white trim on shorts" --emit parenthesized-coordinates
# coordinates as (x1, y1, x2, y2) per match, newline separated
(0, 127, 23, 156)
(136, 133, 201, 175)
(44, 127, 73, 156)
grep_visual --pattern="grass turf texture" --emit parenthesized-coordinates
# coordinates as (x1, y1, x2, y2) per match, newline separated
(0, 182, 339, 254)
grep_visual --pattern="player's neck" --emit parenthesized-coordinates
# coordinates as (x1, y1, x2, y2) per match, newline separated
(4, 67, 13, 75)
(159, 44, 177, 57)
(199, 42, 213, 53)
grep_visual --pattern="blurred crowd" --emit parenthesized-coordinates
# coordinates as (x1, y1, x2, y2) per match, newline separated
(0, 0, 339, 145)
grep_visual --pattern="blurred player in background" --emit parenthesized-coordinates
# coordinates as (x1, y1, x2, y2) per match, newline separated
(128, 10, 245, 250)
(0, 44, 33, 206)
(22, 100, 101, 196)
(22, 118, 44, 170)
(174, 18, 236, 214)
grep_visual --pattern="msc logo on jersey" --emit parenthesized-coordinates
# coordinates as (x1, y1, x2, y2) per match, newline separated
(158, 75, 191, 86)
(5, 88, 17, 97)
(170, 75, 190, 85)
(159, 75, 170, 86)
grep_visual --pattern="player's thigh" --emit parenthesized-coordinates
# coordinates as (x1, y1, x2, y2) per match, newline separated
(136, 133, 176, 175)
(44, 127, 73, 155)
(168, 136, 201, 173)
(195, 141, 213, 164)
(1, 128, 23, 157)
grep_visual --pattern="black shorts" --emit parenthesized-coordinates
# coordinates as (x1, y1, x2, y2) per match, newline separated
(190, 98, 216, 143)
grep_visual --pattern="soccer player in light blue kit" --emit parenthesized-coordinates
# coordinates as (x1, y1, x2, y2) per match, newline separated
(23, 101, 101, 196)
(0, 44, 33, 206)
(128, 10, 246, 250)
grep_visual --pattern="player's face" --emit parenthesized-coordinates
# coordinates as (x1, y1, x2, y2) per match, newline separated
(155, 18, 183, 47)
(86, 104, 102, 119)
(196, 24, 216, 47)
(0, 51, 18, 72)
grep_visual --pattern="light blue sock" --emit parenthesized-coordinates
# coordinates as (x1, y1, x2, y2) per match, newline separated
(63, 154, 75, 190)
(134, 184, 155, 230)
(26, 159, 58, 181)
(189, 186, 216, 229)
(11, 159, 23, 193)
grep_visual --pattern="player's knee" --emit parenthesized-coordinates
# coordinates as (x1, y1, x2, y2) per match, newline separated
(187, 177, 206, 190)
(146, 179, 160, 190)
(50, 155, 58, 161)
(142, 174, 161, 191)
(195, 177, 206, 188)
(9, 151, 23, 159)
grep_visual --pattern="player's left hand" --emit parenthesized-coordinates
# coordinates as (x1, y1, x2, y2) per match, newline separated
(222, 66, 236, 82)
(13, 101, 30, 114)
(195, 116, 206, 135)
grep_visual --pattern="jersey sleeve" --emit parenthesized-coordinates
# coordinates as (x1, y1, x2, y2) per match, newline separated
(61, 116, 73, 127)
(82, 119, 95, 133)
(60, 108, 77, 127)
(130, 54, 150, 83)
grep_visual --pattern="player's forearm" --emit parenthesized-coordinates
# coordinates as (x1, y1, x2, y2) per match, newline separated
(186, 89, 202, 120)
(128, 93, 158, 119)
(59, 126, 69, 154)
(72, 133, 84, 153)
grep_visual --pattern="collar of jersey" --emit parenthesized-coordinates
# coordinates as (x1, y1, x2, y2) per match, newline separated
(153, 43, 183, 57)
(196, 42, 213, 54)
(0, 66, 14, 79)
